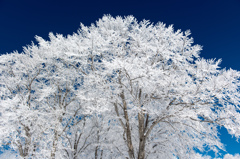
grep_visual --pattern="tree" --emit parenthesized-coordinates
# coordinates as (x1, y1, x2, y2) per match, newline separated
(0, 41, 99, 158)
(1, 15, 240, 159)
(0, 52, 45, 158)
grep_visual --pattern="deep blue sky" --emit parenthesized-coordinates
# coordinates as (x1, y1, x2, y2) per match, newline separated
(0, 0, 240, 157)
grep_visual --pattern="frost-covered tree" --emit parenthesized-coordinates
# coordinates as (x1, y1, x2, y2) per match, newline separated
(1, 15, 240, 159)
(0, 41, 99, 158)
(0, 52, 46, 158)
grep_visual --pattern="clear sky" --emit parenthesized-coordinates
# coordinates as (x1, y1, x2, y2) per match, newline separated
(0, 0, 240, 158)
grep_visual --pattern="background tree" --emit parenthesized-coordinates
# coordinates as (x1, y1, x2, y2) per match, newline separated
(0, 38, 100, 158)
(0, 52, 45, 158)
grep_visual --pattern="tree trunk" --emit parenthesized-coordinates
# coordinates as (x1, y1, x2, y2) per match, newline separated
(51, 144, 57, 159)
(137, 89, 147, 159)
(18, 125, 31, 158)
(73, 139, 78, 159)
(117, 71, 135, 159)
(51, 130, 58, 159)
(95, 145, 98, 159)
(138, 137, 146, 159)
(120, 92, 135, 159)
(137, 111, 147, 159)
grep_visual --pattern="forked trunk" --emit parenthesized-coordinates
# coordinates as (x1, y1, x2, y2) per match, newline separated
(138, 137, 146, 159)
